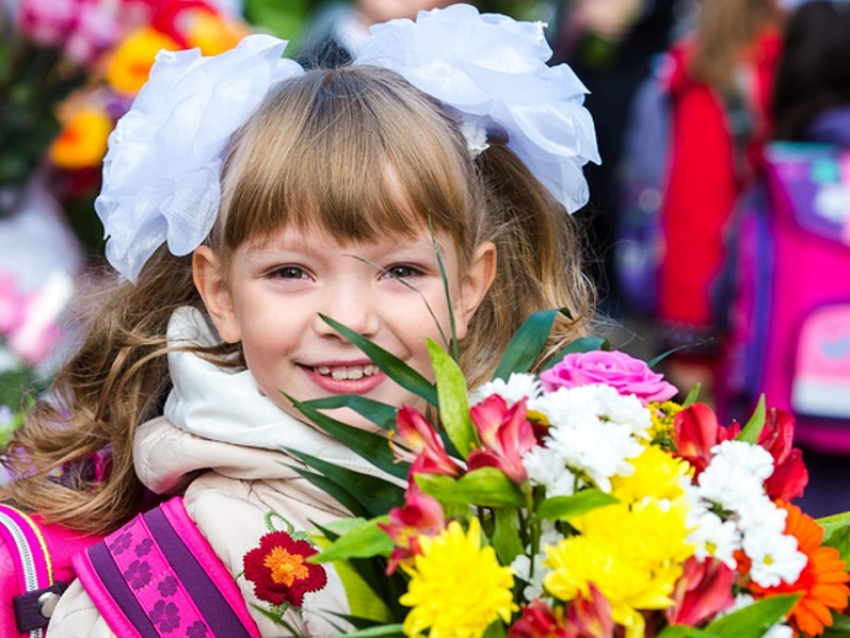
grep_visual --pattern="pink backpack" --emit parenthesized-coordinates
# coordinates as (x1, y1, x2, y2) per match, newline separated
(1, 497, 261, 636)
(719, 141, 850, 451)
(0, 503, 102, 638)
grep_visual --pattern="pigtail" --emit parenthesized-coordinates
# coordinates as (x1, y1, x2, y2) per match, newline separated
(0, 248, 221, 534)
(460, 143, 596, 389)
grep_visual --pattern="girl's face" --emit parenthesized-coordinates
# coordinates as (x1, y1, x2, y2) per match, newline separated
(194, 223, 495, 430)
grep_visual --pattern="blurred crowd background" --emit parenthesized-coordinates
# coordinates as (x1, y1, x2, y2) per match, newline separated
(2, 0, 850, 515)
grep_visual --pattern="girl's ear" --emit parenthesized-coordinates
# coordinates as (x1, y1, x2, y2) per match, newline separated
(193, 246, 241, 344)
(453, 241, 497, 338)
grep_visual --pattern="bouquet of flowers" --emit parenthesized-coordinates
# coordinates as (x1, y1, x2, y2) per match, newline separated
(281, 310, 850, 638)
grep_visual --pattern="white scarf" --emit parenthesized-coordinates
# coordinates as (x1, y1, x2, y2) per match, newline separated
(162, 306, 379, 471)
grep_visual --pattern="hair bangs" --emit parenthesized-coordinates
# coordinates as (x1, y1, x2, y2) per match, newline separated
(217, 66, 480, 255)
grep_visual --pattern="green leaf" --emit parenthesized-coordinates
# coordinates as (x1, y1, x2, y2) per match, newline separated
(288, 466, 371, 519)
(540, 336, 610, 370)
(320, 314, 438, 406)
(535, 490, 619, 522)
(824, 612, 850, 635)
(342, 624, 405, 637)
(415, 468, 525, 508)
(656, 626, 718, 638)
(300, 396, 399, 432)
(313, 517, 394, 563)
(493, 309, 559, 380)
(492, 507, 524, 565)
(286, 394, 408, 480)
(284, 449, 405, 519)
(682, 383, 701, 408)
(736, 395, 767, 444)
(428, 338, 476, 458)
(482, 620, 507, 638)
(818, 511, 850, 566)
(703, 594, 799, 637)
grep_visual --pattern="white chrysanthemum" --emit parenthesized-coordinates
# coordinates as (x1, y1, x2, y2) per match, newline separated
(595, 387, 653, 437)
(523, 445, 577, 497)
(528, 385, 598, 425)
(742, 524, 807, 588)
(544, 418, 643, 492)
(697, 452, 770, 513)
(529, 384, 650, 435)
(711, 440, 775, 482)
(764, 624, 794, 638)
(686, 507, 741, 568)
(736, 494, 789, 537)
(470, 372, 541, 406)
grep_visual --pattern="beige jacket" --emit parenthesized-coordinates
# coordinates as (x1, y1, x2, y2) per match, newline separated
(47, 308, 387, 636)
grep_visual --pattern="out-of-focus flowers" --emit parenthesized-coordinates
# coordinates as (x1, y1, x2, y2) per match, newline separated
(1, 0, 253, 243)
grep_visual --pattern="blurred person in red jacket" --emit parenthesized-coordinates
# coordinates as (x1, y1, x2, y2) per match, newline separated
(657, 0, 784, 400)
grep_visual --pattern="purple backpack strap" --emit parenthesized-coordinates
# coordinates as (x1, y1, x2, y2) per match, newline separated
(73, 497, 261, 638)
(0, 502, 65, 637)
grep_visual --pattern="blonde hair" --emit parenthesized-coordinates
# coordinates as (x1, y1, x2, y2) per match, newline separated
(2, 65, 593, 533)
(688, 0, 782, 91)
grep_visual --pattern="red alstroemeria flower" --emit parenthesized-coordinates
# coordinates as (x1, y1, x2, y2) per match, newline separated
(672, 403, 740, 475)
(508, 586, 614, 638)
(467, 394, 536, 483)
(396, 405, 464, 477)
(379, 483, 446, 574)
(759, 409, 808, 502)
(566, 583, 615, 638)
(243, 531, 327, 607)
(508, 599, 572, 638)
(666, 556, 735, 626)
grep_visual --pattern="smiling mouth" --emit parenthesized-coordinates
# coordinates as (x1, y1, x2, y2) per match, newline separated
(313, 364, 380, 381)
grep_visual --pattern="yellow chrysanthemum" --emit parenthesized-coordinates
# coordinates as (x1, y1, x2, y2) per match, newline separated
(107, 27, 180, 95)
(48, 108, 112, 169)
(401, 518, 517, 638)
(610, 443, 693, 505)
(544, 499, 695, 638)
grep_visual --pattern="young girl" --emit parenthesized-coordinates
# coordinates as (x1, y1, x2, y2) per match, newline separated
(1, 5, 599, 635)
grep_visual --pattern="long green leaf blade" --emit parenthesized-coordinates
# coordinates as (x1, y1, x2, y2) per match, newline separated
(287, 394, 408, 480)
(493, 309, 559, 380)
(320, 314, 438, 406)
(428, 338, 476, 457)
(284, 449, 405, 518)
(300, 396, 399, 432)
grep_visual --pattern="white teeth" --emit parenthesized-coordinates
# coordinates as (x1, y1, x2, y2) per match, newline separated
(316, 364, 379, 380)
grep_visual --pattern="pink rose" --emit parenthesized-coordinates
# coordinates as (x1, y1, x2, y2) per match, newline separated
(540, 350, 678, 403)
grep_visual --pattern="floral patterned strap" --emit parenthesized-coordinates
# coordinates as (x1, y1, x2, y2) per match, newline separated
(72, 497, 261, 638)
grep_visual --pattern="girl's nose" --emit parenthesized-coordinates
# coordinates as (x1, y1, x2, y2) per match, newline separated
(313, 282, 380, 340)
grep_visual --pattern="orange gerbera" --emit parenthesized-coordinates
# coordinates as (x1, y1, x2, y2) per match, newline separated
(748, 502, 849, 636)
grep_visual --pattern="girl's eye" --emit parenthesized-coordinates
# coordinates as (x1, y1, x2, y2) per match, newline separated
(383, 265, 422, 279)
(269, 266, 308, 279)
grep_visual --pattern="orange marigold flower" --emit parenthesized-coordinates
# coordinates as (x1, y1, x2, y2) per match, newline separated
(107, 27, 180, 95)
(748, 502, 849, 637)
(243, 531, 327, 607)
